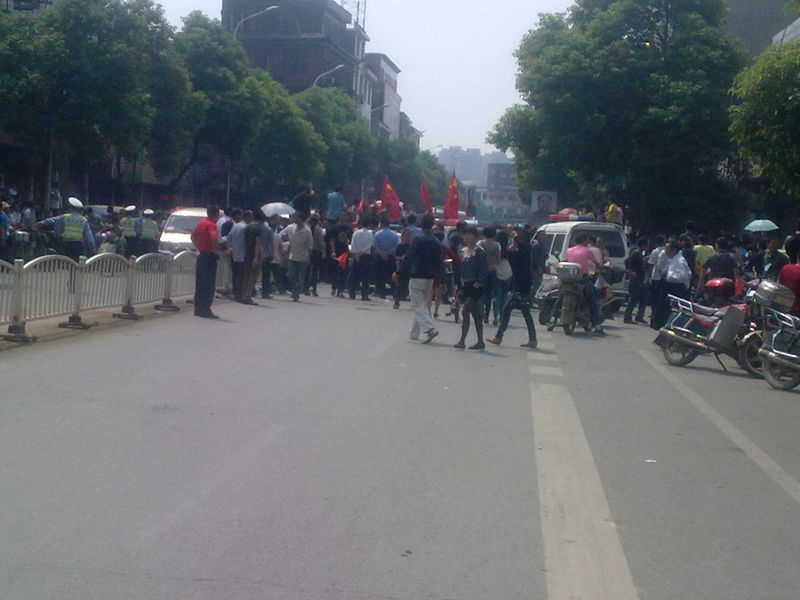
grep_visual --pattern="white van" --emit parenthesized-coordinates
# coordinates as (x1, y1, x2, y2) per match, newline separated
(535, 221, 629, 293)
(158, 207, 217, 254)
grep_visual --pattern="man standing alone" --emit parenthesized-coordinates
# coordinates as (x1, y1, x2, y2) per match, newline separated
(191, 205, 221, 319)
(281, 213, 314, 302)
(397, 214, 443, 343)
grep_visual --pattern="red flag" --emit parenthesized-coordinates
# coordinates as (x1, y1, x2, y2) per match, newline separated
(380, 177, 403, 221)
(443, 172, 460, 220)
(419, 178, 432, 215)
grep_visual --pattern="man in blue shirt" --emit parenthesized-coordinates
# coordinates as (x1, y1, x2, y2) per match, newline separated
(38, 197, 96, 260)
(373, 215, 400, 298)
(326, 187, 346, 220)
(405, 213, 422, 238)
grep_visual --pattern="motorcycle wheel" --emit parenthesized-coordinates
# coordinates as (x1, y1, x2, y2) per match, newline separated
(737, 334, 764, 379)
(763, 358, 800, 390)
(662, 341, 699, 367)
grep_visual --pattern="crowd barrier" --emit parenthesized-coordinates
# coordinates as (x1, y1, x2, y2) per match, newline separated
(0, 251, 233, 343)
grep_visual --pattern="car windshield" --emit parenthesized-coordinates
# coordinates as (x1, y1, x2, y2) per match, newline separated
(164, 215, 202, 234)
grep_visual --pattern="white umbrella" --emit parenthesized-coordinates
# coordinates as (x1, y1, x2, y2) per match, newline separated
(261, 202, 295, 218)
(744, 219, 779, 232)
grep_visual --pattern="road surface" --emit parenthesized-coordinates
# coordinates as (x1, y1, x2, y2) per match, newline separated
(2, 288, 800, 599)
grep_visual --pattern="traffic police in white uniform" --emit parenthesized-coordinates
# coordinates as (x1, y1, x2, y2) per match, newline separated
(37, 197, 96, 260)
(120, 205, 141, 257)
(139, 209, 160, 254)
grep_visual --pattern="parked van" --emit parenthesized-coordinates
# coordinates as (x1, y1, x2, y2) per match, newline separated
(158, 207, 212, 254)
(535, 220, 629, 294)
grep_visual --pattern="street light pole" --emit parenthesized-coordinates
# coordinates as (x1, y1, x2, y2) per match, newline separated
(233, 4, 278, 39)
(313, 64, 345, 87)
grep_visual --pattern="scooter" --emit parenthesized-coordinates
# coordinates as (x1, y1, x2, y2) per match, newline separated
(653, 278, 766, 377)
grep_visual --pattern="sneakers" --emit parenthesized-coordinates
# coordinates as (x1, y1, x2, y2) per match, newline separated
(487, 337, 502, 345)
(423, 329, 439, 344)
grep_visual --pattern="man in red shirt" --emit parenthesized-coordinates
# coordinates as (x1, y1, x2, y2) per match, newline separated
(190, 205, 221, 318)
(778, 259, 800, 315)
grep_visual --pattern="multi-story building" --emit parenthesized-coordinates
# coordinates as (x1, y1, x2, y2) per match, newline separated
(774, 16, 800, 45)
(365, 53, 402, 140)
(723, 0, 795, 56)
(399, 113, 422, 149)
(1, 0, 51, 12)
(221, 0, 360, 94)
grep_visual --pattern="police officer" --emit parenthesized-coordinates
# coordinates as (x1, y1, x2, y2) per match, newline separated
(120, 205, 141, 257)
(37, 197, 96, 260)
(139, 208, 160, 254)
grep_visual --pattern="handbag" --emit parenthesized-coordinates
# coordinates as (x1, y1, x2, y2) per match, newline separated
(496, 258, 513, 281)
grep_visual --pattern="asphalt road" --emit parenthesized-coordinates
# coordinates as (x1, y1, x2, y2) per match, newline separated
(2, 288, 800, 599)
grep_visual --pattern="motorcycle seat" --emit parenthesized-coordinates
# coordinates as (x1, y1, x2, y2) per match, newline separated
(692, 303, 718, 316)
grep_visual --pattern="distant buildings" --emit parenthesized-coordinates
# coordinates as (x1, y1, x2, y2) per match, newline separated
(436, 147, 510, 187)
(221, 0, 420, 145)
(1, 0, 50, 12)
(723, 0, 795, 56)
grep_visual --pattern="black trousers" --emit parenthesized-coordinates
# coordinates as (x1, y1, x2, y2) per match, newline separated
(625, 278, 648, 321)
(261, 259, 272, 297)
(374, 255, 396, 298)
(194, 253, 218, 314)
(231, 261, 245, 300)
(61, 241, 84, 262)
(305, 249, 323, 292)
(348, 255, 372, 299)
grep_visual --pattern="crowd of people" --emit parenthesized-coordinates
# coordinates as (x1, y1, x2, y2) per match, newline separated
(189, 199, 547, 351)
(626, 220, 800, 331)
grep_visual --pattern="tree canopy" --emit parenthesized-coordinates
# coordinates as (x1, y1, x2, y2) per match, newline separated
(490, 0, 747, 230)
(730, 42, 800, 197)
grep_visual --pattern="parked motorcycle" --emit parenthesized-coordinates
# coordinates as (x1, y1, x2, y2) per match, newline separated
(653, 278, 766, 377)
(755, 282, 800, 390)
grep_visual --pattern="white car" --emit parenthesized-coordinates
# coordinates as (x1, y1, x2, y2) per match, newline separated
(158, 207, 225, 254)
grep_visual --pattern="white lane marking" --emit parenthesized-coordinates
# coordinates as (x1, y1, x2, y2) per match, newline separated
(639, 350, 800, 507)
(536, 341, 556, 350)
(530, 365, 565, 377)
(527, 352, 560, 363)
(531, 382, 639, 600)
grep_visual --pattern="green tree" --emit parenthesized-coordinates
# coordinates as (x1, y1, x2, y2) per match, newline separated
(730, 42, 800, 197)
(293, 87, 376, 191)
(490, 0, 747, 231)
(242, 71, 327, 196)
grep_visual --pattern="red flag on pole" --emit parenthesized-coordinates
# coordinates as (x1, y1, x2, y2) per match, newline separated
(419, 177, 432, 215)
(380, 177, 403, 221)
(443, 172, 460, 220)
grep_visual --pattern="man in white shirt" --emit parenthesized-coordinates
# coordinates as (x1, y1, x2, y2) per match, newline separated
(281, 213, 314, 302)
(348, 216, 374, 301)
(225, 209, 249, 302)
(652, 240, 691, 329)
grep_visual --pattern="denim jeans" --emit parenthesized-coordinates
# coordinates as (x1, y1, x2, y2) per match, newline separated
(496, 291, 537, 341)
(580, 276, 601, 327)
(287, 260, 308, 300)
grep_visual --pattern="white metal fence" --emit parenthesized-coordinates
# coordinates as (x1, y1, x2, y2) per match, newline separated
(0, 252, 233, 342)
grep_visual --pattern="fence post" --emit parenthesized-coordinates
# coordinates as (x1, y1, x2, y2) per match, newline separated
(113, 257, 143, 320)
(59, 255, 91, 329)
(2, 259, 36, 343)
(155, 255, 179, 312)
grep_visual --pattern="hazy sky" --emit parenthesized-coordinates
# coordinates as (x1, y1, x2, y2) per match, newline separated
(159, 0, 574, 153)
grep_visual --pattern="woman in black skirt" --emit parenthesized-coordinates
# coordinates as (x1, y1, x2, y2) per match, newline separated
(455, 227, 489, 350)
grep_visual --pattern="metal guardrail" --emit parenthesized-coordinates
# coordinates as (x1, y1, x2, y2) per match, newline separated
(0, 252, 233, 342)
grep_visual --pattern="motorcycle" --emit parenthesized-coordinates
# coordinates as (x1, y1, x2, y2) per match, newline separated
(755, 282, 800, 390)
(653, 278, 766, 377)
(542, 262, 626, 334)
